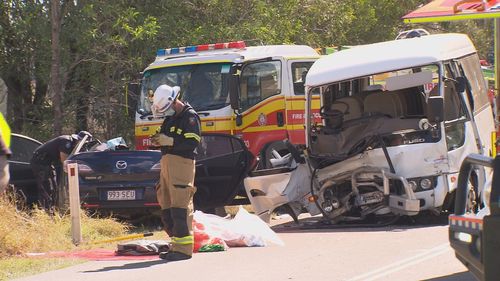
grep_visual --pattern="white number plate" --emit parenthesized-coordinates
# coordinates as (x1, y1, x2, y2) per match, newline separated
(107, 190, 136, 200)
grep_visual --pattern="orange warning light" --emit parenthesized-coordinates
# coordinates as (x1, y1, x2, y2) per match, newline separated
(308, 195, 318, 202)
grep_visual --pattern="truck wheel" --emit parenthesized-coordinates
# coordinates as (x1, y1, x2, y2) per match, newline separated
(259, 142, 289, 170)
(465, 173, 479, 214)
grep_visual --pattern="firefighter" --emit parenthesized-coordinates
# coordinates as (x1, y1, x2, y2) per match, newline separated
(30, 130, 92, 210)
(150, 84, 201, 261)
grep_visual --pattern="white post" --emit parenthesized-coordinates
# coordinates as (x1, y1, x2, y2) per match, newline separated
(67, 163, 82, 245)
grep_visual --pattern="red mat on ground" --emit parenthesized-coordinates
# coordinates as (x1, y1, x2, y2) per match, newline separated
(29, 249, 160, 261)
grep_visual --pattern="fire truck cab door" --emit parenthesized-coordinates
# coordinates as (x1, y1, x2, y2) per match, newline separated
(235, 59, 287, 159)
(286, 60, 316, 144)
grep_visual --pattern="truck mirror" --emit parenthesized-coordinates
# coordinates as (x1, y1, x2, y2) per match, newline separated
(127, 82, 140, 97)
(229, 71, 241, 110)
(126, 82, 140, 117)
(427, 96, 444, 124)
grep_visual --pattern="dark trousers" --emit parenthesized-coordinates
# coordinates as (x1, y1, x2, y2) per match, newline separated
(31, 162, 58, 210)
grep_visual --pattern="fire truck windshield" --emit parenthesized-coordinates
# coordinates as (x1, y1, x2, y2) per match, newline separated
(139, 63, 232, 114)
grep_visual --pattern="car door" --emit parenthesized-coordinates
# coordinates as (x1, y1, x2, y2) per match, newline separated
(193, 133, 254, 210)
(9, 134, 41, 204)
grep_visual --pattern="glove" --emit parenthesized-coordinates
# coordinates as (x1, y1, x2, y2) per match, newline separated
(151, 134, 174, 146)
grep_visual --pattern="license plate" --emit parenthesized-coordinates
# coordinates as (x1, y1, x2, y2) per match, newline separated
(107, 190, 136, 200)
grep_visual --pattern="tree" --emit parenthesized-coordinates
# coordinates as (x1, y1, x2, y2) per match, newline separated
(49, 0, 64, 136)
(0, 0, 493, 144)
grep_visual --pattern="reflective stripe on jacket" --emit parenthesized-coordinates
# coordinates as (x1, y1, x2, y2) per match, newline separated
(160, 104, 201, 159)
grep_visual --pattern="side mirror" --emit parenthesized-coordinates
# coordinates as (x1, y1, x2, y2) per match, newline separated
(427, 96, 444, 124)
(127, 82, 140, 117)
(229, 69, 241, 110)
(127, 81, 140, 97)
(235, 111, 242, 127)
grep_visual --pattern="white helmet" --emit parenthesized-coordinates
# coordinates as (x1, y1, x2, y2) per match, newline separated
(151, 85, 181, 117)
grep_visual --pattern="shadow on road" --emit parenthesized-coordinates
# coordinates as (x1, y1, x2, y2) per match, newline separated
(422, 271, 476, 281)
(271, 212, 450, 234)
(82, 259, 166, 273)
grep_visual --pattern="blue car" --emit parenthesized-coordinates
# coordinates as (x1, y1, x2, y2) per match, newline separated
(64, 133, 253, 217)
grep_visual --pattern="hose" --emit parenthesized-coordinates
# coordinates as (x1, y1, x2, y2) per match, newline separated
(90, 232, 154, 245)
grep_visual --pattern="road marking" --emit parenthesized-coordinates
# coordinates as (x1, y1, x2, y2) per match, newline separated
(346, 243, 450, 281)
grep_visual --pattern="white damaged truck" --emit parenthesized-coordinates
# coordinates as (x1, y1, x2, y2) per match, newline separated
(244, 33, 496, 224)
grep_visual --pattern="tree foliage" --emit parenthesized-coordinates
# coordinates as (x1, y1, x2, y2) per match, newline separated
(0, 0, 493, 144)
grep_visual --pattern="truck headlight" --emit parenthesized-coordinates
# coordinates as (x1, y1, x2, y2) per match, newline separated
(408, 180, 417, 191)
(454, 232, 472, 243)
(420, 178, 432, 190)
(406, 176, 437, 192)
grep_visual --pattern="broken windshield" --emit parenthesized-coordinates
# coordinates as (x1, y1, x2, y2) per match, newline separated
(138, 63, 232, 114)
(308, 64, 442, 160)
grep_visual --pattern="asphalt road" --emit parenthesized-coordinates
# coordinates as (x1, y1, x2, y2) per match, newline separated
(14, 215, 476, 281)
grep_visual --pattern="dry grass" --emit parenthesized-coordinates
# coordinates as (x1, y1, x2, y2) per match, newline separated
(0, 257, 82, 281)
(0, 196, 129, 258)
(0, 197, 253, 279)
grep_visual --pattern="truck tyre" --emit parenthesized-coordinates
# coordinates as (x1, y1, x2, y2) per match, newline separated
(259, 141, 289, 170)
(465, 172, 479, 213)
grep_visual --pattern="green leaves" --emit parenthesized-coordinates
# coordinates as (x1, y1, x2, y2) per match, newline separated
(0, 0, 493, 143)
(114, 8, 159, 41)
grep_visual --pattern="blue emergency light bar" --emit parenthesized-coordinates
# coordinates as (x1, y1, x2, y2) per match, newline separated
(156, 41, 246, 58)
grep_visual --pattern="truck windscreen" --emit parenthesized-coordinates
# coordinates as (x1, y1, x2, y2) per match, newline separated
(139, 63, 232, 113)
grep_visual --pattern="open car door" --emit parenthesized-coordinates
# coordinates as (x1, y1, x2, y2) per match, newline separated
(194, 133, 254, 211)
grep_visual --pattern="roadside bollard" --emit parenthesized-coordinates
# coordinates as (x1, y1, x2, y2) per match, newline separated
(67, 163, 82, 245)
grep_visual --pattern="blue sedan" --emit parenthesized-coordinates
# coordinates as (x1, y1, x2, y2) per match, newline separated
(64, 133, 253, 218)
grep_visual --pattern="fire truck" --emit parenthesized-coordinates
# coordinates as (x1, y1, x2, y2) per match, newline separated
(135, 41, 320, 168)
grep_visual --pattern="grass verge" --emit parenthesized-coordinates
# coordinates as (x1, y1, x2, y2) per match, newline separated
(0, 196, 129, 279)
(0, 257, 84, 281)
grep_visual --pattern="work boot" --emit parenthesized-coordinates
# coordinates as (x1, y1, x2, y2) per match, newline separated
(159, 251, 191, 261)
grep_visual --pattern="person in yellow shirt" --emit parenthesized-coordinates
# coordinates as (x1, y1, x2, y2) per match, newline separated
(0, 113, 11, 194)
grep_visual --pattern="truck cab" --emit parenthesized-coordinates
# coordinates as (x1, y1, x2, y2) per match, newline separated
(135, 41, 319, 168)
